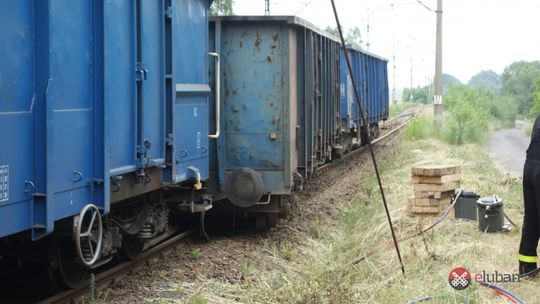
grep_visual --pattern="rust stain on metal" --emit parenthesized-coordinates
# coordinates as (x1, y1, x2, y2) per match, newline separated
(267, 55, 272, 62)
(255, 31, 262, 49)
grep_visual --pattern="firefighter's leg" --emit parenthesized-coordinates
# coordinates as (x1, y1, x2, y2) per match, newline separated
(519, 162, 539, 275)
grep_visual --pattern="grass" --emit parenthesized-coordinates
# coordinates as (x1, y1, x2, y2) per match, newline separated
(190, 249, 202, 261)
(140, 109, 535, 303)
(403, 115, 433, 140)
(82, 291, 109, 304)
(187, 294, 209, 304)
(170, 110, 540, 303)
(404, 107, 493, 145)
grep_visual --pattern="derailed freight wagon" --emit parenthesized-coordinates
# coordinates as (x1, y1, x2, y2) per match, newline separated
(339, 44, 389, 148)
(0, 0, 213, 288)
(208, 16, 374, 228)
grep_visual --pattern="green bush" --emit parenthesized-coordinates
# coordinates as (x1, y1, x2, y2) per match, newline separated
(404, 85, 520, 145)
(445, 84, 517, 128)
(441, 116, 488, 145)
(404, 116, 432, 140)
(442, 97, 489, 145)
(529, 78, 540, 117)
(493, 96, 518, 128)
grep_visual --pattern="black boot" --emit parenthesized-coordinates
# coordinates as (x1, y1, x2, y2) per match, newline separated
(519, 261, 537, 276)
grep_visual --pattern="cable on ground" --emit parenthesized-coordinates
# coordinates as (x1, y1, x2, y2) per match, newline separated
(406, 293, 471, 304)
(478, 281, 526, 304)
(353, 190, 463, 265)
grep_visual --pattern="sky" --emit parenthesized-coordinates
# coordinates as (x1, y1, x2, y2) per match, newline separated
(232, 0, 540, 93)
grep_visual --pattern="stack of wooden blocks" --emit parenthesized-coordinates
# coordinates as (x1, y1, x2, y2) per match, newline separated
(409, 164, 461, 215)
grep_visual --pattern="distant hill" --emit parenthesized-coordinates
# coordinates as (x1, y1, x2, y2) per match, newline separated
(468, 70, 502, 95)
(443, 73, 462, 94)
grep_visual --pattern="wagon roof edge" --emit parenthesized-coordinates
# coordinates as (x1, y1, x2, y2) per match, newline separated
(210, 15, 388, 62)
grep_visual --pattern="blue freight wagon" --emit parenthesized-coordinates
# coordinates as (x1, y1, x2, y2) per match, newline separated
(0, 0, 213, 288)
(208, 16, 342, 227)
(339, 45, 389, 144)
(207, 17, 389, 228)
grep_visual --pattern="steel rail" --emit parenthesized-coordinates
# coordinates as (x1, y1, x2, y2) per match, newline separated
(39, 227, 198, 304)
(40, 106, 423, 304)
(315, 106, 422, 173)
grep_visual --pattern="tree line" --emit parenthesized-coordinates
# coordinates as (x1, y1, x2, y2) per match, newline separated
(403, 61, 540, 118)
(404, 61, 540, 145)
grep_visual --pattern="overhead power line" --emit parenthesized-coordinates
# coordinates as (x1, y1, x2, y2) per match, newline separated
(415, 0, 434, 12)
(295, 0, 315, 15)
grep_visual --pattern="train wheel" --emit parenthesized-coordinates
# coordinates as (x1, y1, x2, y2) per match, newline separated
(334, 147, 344, 159)
(48, 239, 89, 289)
(278, 199, 292, 219)
(255, 213, 278, 231)
(118, 235, 144, 261)
(374, 124, 380, 138)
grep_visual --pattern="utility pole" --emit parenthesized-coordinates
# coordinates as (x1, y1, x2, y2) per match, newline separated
(265, 0, 270, 15)
(433, 0, 443, 127)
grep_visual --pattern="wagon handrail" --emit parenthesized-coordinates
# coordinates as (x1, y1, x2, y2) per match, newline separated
(209, 52, 220, 139)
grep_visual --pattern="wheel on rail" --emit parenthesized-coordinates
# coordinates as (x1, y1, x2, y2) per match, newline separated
(278, 198, 292, 219)
(374, 124, 380, 138)
(118, 235, 144, 261)
(333, 146, 344, 159)
(48, 238, 89, 289)
(255, 213, 278, 232)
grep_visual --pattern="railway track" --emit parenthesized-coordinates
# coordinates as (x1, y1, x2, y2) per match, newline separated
(37, 106, 423, 304)
(316, 106, 423, 173)
(39, 228, 198, 304)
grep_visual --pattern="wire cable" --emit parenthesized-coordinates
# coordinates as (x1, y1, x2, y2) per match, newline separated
(478, 281, 526, 304)
(295, 0, 315, 15)
(400, 189, 463, 242)
(415, 0, 434, 12)
(330, 0, 405, 275)
(504, 211, 518, 228)
(353, 190, 463, 265)
(406, 294, 471, 304)
(519, 266, 540, 278)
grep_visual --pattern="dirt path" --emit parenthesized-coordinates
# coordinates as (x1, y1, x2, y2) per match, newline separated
(487, 125, 529, 177)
